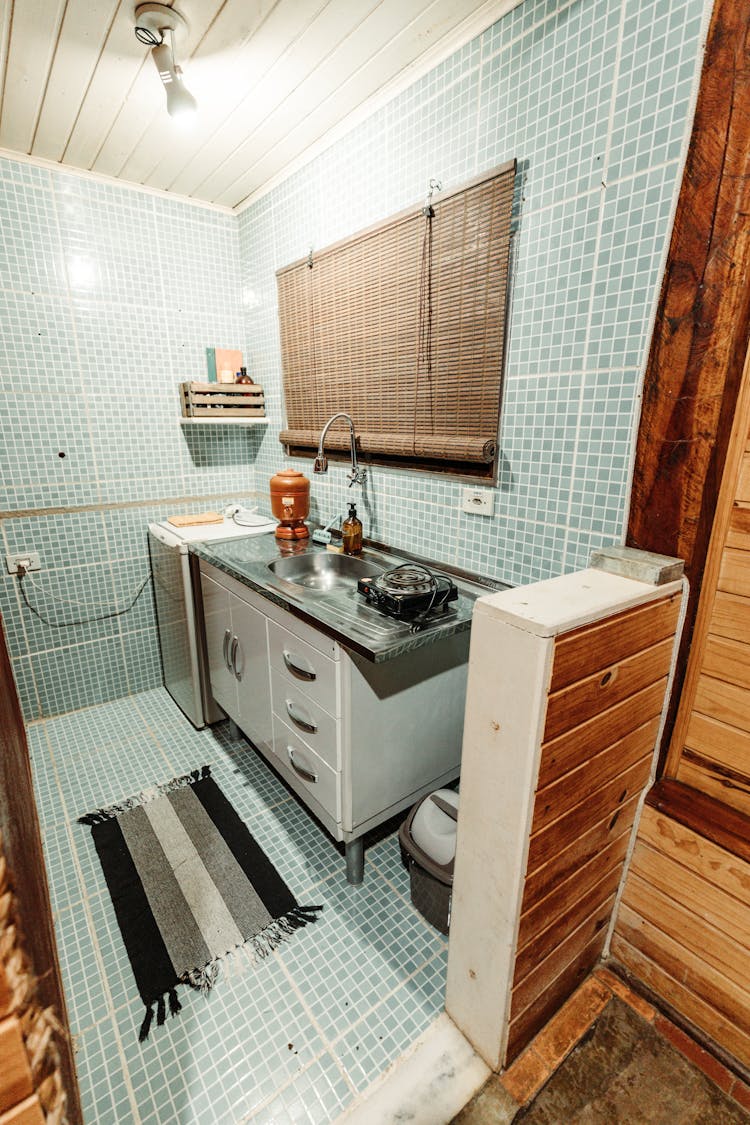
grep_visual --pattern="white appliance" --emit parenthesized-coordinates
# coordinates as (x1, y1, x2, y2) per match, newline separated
(148, 512, 276, 728)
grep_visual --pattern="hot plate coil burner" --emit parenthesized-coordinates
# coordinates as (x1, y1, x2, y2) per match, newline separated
(357, 563, 458, 627)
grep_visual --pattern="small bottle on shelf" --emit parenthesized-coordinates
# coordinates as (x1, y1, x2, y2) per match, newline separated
(342, 503, 363, 555)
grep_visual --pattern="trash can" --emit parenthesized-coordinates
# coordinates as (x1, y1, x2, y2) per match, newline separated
(399, 788, 459, 934)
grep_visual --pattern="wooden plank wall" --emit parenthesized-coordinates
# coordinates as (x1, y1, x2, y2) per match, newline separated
(669, 414, 750, 813)
(0, 617, 80, 1121)
(612, 800, 750, 1067)
(505, 592, 680, 1062)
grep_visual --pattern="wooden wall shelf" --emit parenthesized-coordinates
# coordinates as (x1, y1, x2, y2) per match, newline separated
(179, 417, 269, 426)
(179, 381, 266, 422)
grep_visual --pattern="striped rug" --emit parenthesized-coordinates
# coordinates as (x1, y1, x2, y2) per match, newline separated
(79, 766, 322, 1041)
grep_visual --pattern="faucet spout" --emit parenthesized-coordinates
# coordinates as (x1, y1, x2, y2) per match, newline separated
(314, 413, 366, 486)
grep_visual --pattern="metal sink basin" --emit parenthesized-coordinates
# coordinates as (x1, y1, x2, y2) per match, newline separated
(268, 551, 384, 593)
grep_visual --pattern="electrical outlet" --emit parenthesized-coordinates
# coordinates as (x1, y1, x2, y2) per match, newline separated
(461, 488, 494, 517)
(6, 552, 41, 575)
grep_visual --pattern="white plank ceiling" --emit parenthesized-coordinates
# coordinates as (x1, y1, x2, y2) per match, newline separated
(0, 0, 513, 210)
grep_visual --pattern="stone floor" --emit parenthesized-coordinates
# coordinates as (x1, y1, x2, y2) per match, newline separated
(455, 981, 750, 1125)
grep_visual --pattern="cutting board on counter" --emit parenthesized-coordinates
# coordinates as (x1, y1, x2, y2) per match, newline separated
(167, 512, 224, 528)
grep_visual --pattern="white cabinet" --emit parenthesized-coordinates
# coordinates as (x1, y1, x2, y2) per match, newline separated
(201, 573, 235, 716)
(199, 559, 468, 883)
(200, 571, 272, 754)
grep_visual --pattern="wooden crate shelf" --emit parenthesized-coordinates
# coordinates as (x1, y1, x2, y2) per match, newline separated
(179, 381, 266, 421)
(179, 417, 268, 425)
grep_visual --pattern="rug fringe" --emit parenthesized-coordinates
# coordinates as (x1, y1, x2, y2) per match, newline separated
(181, 904, 324, 995)
(139, 985, 184, 1041)
(78, 765, 212, 824)
(138, 1004, 154, 1042)
(138, 904, 323, 1040)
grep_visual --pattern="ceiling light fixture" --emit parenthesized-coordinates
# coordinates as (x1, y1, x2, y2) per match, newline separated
(134, 3, 197, 121)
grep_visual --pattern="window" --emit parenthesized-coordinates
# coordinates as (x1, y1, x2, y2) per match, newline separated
(277, 160, 516, 479)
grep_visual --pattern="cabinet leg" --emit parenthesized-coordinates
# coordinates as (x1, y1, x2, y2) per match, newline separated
(228, 719, 241, 741)
(345, 838, 364, 885)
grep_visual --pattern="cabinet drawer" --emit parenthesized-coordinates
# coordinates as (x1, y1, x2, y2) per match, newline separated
(267, 621, 340, 716)
(270, 668, 339, 770)
(272, 714, 339, 821)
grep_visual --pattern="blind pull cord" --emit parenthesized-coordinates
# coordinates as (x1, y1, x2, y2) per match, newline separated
(416, 178, 441, 454)
(423, 177, 442, 217)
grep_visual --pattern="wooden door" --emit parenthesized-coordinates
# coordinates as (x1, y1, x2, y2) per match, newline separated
(0, 615, 81, 1122)
(666, 343, 750, 813)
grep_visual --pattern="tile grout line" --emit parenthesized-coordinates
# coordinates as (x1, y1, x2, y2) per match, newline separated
(30, 691, 452, 1123)
(128, 695, 188, 777)
(37, 720, 144, 1125)
(367, 852, 449, 948)
(326, 946, 448, 1052)
(560, 0, 629, 569)
(2, 516, 44, 716)
(276, 958, 358, 1096)
(240, 855, 447, 1112)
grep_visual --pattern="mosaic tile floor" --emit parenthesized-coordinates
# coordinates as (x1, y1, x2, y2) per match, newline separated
(28, 687, 449, 1124)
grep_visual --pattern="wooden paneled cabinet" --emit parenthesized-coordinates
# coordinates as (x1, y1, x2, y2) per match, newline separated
(446, 566, 682, 1071)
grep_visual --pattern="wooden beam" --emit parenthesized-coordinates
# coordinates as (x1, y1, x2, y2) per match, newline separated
(626, 0, 750, 771)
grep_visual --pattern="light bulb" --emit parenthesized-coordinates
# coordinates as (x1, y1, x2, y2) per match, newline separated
(151, 40, 197, 121)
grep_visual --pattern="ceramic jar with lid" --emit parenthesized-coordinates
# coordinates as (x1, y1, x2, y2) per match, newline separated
(269, 468, 310, 540)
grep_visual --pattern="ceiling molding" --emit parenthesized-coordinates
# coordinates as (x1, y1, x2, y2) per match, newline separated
(0, 0, 524, 210)
(233, 0, 522, 214)
(0, 146, 234, 213)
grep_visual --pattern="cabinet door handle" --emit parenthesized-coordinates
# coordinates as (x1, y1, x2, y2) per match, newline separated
(285, 699, 317, 733)
(287, 747, 317, 784)
(230, 636, 240, 679)
(283, 649, 316, 681)
(223, 629, 232, 671)
(233, 637, 244, 680)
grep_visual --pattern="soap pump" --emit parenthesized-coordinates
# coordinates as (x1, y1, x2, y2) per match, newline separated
(342, 503, 363, 555)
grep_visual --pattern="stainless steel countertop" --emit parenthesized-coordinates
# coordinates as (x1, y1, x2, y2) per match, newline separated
(191, 534, 509, 663)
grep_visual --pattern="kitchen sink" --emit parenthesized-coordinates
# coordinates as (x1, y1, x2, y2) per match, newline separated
(268, 550, 384, 592)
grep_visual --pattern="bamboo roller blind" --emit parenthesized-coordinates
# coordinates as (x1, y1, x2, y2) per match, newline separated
(276, 160, 516, 469)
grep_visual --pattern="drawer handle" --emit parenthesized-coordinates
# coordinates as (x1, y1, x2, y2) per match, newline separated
(288, 747, 317, 784)
(283, 649, 316, 681)
(285, 699, 317, 733)
(223, 629, 232, 671)
(231, 636, 243, 680)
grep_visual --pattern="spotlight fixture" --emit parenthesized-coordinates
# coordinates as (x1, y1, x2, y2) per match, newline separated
(134, 3, 197, 121)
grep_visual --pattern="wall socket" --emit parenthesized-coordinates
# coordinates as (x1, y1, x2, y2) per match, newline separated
(461, 488, 494, 516)
(6, 552, 41, 575)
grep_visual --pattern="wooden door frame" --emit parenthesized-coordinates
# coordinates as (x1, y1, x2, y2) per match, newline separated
(664, 340, 750, 776)
(626, 0, 750, 774)
(0, 617, 82, 1122)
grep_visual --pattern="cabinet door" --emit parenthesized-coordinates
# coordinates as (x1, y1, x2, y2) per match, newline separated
(201, 573, 237, 718)
(231, 594, 273, 753)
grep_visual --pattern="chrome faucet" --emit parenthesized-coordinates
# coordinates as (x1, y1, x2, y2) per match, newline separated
(313, 413, 366, 487)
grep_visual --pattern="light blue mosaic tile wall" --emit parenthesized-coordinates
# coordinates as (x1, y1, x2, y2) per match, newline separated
(1, 0, 707, 720)
(0, 159, 259, 719)
(239, 0, 707, 587)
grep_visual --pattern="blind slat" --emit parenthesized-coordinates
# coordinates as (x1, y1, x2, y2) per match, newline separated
(277, 161, 516, 471)
(279, 429, 496, 464)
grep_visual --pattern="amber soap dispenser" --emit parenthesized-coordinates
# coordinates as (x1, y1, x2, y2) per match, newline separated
(342, 503, 363, 555)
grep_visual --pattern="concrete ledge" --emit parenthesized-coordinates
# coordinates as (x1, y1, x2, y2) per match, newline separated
(590, 545, 684, 586)
(334, 1013, 490, 1125)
